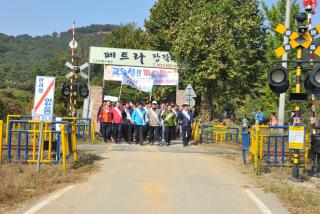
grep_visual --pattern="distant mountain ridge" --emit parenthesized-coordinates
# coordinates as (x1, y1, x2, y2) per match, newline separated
(0, 24, 118, 81)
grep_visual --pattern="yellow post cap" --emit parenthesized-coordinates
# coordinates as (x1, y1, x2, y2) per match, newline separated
(290, 40, 299, 49)
(275, 24, 287, 34)
(314, 46, 320, 56)
(274, 46, 285, 58)
(290, 32, 299, 40)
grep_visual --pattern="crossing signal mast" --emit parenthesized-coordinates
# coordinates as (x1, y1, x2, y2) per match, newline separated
(268, 0, 320, 181)
(62, 21, 89, 116)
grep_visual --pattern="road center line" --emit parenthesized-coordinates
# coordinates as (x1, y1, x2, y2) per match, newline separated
(244, 189, 273, 214)
(23, 185, 74, 214)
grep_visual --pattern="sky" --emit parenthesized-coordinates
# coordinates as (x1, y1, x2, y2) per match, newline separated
(0, 0, 319, 36)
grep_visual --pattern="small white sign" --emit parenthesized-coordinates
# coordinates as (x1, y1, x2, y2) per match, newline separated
(69, 40, 78, 49)
(288, 126, 305, 150)
(184, 84, 196, 97)
(55, 117, 62, 131)
(104, 95, 118, 102)
(32, 76, 55, 122)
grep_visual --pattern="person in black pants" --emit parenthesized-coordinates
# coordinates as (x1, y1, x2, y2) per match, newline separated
(161, 104, 177, 146)
(132, 103, 147, 145)
(147, 101, 161, 145)
(143, 102, 151, 140)
(123, 103, 134, 143)
(178, 103, 194, 147)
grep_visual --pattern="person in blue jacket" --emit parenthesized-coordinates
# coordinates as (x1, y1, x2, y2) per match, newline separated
(178, 103, 194, 147)
(132, 103, 146, 145)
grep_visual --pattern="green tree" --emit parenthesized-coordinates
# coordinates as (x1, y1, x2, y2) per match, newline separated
(147, 0, 267, 119)
(236, 0, 301, 122)
(104, 23, 147, 49)
(145, 0, 194, 51)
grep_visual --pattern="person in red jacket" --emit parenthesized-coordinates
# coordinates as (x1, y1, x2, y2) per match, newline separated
(111, 101, 126, 144)
(100, 100, 113, 142)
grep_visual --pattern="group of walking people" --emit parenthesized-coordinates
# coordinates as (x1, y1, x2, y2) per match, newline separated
(97, 100, 194, 147)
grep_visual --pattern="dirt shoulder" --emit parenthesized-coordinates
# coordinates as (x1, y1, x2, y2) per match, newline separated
(0, 152, 101, 213)
(218, 150, 320, 214)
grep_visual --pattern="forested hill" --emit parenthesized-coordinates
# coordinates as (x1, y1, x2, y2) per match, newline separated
(0, 24, 118, 82)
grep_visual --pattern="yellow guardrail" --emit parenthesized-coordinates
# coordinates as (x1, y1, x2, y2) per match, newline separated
(250, 125, 310, 175)
(6, 115, 27, 145)
(191, 122, 239, 144)
(60, 123, 78, 172)
(191, 121, 201, 142)
(62, 116, 95, 141)
(5, 119, 77, 171)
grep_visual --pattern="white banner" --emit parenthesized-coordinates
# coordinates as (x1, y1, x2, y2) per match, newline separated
(90, 47, 178, 69)
(104, 65, 178, 86)
(32, 76, 55, 121)
(122, 73, 153, 93)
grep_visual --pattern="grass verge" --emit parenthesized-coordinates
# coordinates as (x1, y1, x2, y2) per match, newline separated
(0, 152, 100, 213)
(220, 151, 320, 214)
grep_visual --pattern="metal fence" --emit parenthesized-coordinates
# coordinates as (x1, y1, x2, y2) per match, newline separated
(242, 125, 310, 175)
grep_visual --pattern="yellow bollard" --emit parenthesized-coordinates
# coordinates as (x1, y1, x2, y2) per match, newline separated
(72, 123, 77, 161)
(91, 120, 95, 141)
(215, 132, 218, 143)
(61, 124, 67, 172)
(5, 115, 10, 145)
(48, 130, 52, 162)
(259, 136, 264, 159)
(254, 126, 260, 175)
(0, 120, 3, 162)
(32, 128, 36, 162)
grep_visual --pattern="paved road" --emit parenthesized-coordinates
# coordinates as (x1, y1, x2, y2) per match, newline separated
(17, 143, 288, 214)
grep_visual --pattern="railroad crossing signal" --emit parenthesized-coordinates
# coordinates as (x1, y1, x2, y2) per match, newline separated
(274, 23, 320, 58)
(269, 12, 320, 181)
(65, 62, 89, 79)
(62, 62, 89, 103)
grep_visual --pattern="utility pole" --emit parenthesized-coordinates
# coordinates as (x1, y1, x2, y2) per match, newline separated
(70, 21, 76, 117)
(278, 0, 291, 126)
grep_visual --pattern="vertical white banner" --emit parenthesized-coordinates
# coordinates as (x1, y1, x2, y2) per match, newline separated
(32, 76, 55, 122)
